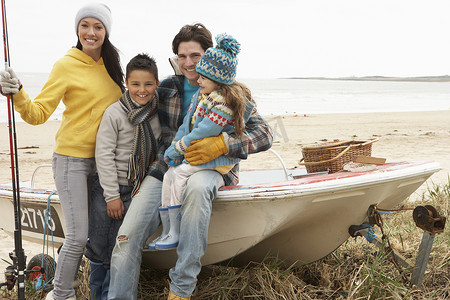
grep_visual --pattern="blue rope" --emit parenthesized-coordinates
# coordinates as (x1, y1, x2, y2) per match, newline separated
(354, 223, 377, 243)
(376, 210, 392, 215)
(37, 190, 57, 290)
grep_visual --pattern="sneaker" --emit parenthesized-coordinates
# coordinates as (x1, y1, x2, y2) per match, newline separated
(45, 290, 76, 300)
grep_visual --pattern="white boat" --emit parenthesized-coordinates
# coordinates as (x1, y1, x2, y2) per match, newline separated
(0, 152, 440, 269)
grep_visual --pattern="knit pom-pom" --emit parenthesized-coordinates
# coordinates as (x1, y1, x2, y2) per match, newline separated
(216, 33, 240, 56)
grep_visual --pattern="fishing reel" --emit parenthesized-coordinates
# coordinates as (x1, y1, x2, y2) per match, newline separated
(0, 251, 21, 291)
(0, 265, 16, 291)
(1, 257, 54, 293)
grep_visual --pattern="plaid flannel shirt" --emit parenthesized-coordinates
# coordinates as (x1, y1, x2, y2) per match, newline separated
(148, 75, 273, 186)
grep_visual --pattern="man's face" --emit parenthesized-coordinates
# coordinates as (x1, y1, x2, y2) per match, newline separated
(177, 41, 204, 85)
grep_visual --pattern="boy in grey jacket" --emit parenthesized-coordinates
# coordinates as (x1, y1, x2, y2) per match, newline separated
(85, 53, 161, 299)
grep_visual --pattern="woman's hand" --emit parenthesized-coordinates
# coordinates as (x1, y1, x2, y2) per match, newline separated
(0, 67, 21, 95)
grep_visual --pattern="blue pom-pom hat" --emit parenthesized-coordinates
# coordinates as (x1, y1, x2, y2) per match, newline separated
(196, 33, 241, 85)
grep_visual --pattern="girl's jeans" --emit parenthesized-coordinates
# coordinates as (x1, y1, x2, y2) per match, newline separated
(108, 170, 224, 299)
(162, 164, 215, 207)
(51, 153, 96, 299)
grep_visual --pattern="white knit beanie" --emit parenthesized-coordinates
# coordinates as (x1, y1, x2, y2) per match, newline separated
(75, 3, 112, 37)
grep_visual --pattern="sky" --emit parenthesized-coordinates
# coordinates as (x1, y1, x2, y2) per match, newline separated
(2, 0, 450, 79)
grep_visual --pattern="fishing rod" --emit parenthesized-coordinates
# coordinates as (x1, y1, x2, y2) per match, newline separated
(1, 0, 26, 299)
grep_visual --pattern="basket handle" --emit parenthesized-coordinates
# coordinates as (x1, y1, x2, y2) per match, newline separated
(302, 138, 378, 151)
(361, 138, 378, 146)
(299, 145, 352, 166)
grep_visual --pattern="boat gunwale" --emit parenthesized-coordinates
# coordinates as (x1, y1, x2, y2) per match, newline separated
(0, 161, 441, 204)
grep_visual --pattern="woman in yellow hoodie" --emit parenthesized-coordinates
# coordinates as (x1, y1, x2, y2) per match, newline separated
(0, 3, 123, 299)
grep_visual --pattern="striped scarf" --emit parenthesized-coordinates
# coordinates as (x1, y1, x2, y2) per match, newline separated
(119, 90, 158, 196)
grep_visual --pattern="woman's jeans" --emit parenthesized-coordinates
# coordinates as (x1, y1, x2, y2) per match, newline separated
(108, 170, 224, 299)
(52, 153, 96, 299)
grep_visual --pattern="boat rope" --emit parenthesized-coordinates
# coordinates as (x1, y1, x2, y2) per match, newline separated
(38, 190, 57, 290)
(376, 206, 414, 212)
(370, 205, 409, 283)
(354, 223, 377, 243)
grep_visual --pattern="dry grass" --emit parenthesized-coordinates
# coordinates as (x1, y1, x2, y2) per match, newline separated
(135, 179, 450, 300)
(1, 180, 449, 299)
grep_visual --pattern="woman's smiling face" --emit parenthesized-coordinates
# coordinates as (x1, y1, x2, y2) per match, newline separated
(77, 17, 106, 60)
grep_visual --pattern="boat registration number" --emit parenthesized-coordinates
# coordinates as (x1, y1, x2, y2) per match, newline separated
(20, 202, 65, 238)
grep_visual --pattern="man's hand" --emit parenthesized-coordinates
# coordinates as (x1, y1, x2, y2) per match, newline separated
(107, 198, 124, 220)
(0, 67, 21, 95)
(185, 135, 228, 165)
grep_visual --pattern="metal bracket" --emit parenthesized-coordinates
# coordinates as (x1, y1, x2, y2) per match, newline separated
(410, 205, 446, 287)
(348, 224, 410, 269)
(349, 204, 446, 287)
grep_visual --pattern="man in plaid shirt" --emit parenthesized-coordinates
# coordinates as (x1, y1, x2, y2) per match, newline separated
(109, 23, 273, 300)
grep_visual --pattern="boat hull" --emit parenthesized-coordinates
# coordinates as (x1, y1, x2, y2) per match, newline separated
(0, 161, 440, 269)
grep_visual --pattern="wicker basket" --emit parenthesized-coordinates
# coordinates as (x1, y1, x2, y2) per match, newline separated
(299, 139, 378, 173)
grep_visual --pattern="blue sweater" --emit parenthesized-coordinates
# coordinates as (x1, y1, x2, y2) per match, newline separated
(169, 90, 255, 169)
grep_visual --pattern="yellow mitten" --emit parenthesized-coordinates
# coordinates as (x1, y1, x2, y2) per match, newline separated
(185, 135, 227, 165)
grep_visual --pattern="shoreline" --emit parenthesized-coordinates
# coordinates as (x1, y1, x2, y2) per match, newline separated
(1, 110, 449, 186)
(282, 76, 450, 82)
(246, 110, 450, 187)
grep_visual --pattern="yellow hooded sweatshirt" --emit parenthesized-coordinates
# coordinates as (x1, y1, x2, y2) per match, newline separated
(13, 48, 122, 158)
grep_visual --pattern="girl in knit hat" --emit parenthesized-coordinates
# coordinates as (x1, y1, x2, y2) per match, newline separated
(149, 33, 256, 250)
(0, 3, 123, 299)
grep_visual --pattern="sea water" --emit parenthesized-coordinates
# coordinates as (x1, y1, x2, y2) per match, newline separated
(1, 73, 449, 122)
(242, 78, 450, 115)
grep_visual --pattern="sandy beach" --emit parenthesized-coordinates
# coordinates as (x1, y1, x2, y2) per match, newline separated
(1, 110, 449, 276)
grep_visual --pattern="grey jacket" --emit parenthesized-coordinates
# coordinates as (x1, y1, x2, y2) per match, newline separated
(95, 101, 161, 202)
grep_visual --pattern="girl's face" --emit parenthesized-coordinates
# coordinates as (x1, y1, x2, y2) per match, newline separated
(197, 75, 218, 95)
(126, 70, 159, 106)
(78, 17, 106, 61)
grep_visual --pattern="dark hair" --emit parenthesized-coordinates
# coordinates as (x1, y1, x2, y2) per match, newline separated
(126, 53, 158, 82)
(76, 36, 124, 92)
(172, 23, 213, 54)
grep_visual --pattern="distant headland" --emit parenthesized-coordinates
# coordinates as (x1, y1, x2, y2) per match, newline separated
(283, 75, 450, 82)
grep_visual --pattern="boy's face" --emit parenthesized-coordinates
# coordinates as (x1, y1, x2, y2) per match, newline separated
(125, 70, 159, 106)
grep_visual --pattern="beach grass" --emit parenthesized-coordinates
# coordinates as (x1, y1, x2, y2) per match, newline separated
(1, 180, 449, 299)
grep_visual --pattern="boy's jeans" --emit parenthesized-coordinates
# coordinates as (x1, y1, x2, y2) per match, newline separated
(89, 261, 109, 300)
(85, 175, 132, 299)
(108, 170, 223, 299)
(85, 175, 133, 266)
